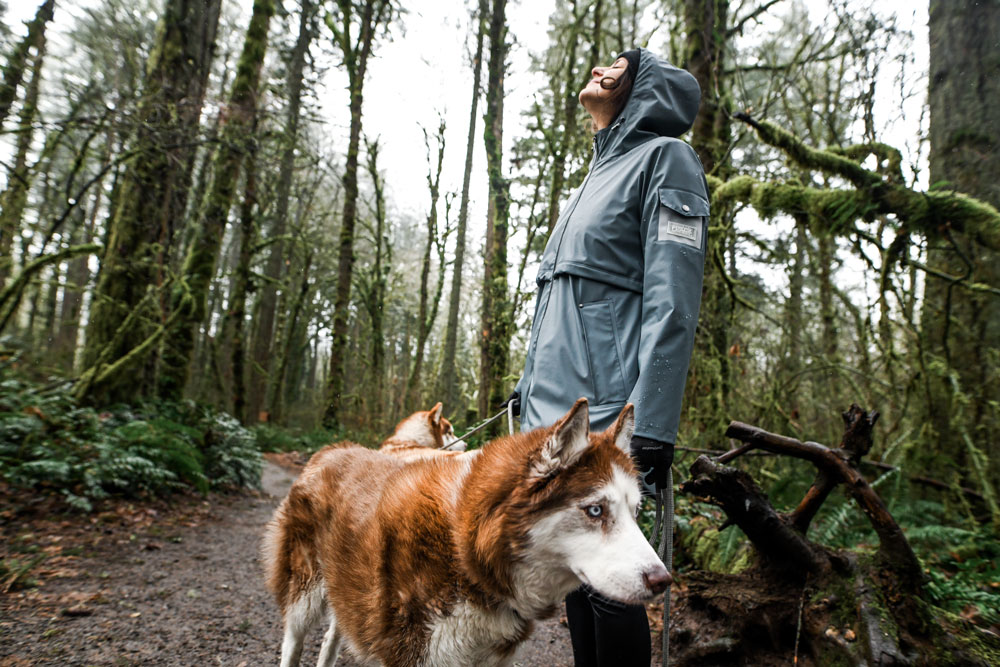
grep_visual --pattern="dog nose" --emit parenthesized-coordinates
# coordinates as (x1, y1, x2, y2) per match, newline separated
(643, 566, 672, 595)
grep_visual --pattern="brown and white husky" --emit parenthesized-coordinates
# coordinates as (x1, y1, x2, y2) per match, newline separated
(378, 402, 463, 462)
(263, 398, 670, 667)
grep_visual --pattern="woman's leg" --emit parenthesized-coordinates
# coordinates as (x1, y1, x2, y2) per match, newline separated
(566, 587, 598, 667)
(566, 586, 651, 666)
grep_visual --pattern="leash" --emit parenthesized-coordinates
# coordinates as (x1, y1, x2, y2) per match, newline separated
(649, 470, 675, 667)
(444, 406, 513, 449)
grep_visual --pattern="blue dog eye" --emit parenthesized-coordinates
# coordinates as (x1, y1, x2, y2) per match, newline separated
(586, 505, 603, 518)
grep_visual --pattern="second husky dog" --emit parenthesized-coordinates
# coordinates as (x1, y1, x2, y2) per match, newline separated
(379, 402, 463, 461)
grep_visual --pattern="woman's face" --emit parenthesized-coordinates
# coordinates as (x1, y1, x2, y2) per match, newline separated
(579, 57, 630, 129)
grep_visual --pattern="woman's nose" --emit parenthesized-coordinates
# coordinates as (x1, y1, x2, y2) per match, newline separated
(591, 65, 604, 78)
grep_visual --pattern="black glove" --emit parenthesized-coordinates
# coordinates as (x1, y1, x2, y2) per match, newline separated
(630, 436, 674, 493)
(501, 390, 521, 417)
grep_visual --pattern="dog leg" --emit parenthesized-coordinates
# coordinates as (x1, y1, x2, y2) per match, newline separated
(279, 585, 326, 667)
(315, 611, 343, 667)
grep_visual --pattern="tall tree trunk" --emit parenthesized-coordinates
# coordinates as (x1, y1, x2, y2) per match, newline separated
(544, 0, 582, 239)
(249, 0, 315, 424)
(323, 0, 392, 427)
(478, 0, 512, 424)
(229, 131, 259, 422)
(0, 0, 54, 130)
(440, 0, 487, 415)
(273, 251, 313, 424)
(683, 0, 732, 445)
(54, 170, 106, 371)
(80, 0, 221, 404)
(157, 0, 275, 401)
(0, 24, 46, 287)
(360, 137, 389, 426)
(921, 0, 1000, 496)
(406, 119, 446, 410)
(589, 0, 603, 66)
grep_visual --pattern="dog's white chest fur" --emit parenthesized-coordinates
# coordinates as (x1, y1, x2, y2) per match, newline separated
(424, 601, 526, 667)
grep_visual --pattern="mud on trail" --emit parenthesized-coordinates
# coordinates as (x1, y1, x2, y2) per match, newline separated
(1, 458, 576, 666)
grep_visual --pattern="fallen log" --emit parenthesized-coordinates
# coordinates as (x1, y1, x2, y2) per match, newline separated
(669, 404, 999, 667)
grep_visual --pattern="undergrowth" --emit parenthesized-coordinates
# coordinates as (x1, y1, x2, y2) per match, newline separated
(0, 371, 261, 511)
(671, 451, 1000, 628)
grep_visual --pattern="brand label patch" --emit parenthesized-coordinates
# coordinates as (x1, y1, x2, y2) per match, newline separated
(667, 221, 697, 241)
(658, 206, 703, 249)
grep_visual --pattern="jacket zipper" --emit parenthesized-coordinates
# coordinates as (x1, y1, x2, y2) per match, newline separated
(548, 114, 625, 271)
(524, 115, 627, 393)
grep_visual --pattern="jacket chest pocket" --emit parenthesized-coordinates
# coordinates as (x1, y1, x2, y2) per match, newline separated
(657, 187, 709, 252)
(579, 299, 627, 405)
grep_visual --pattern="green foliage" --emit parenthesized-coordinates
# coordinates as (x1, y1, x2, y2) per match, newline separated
(0, 554, 45, 592)
(253, 423, 338, 453)
(0, 370, 261, 509)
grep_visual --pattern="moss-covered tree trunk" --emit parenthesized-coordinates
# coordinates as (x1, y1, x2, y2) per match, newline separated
(272, 251, 313, 424)
(0, 23, 46, 288)
(359, 138, 389, 425)
(156, 0, 275, 401)
(544, 0, 582, 239)
(323, 0, 392, 428)
(249, 0, 315, 424)
(683, 0, 732, 444)
(80, 0, 221, 404)
(478, 0, 512, 426)
(439, 0, 487, 415)
(0, 0, 54, 131)
(229, 130, 259, 421)
(920, 0, 1000, 497)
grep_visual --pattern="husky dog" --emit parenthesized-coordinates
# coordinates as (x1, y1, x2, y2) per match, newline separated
(379, 402, 464, 462)
(263, 398, 669, 667)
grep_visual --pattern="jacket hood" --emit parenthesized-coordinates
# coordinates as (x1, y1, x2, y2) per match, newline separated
(594, 47, 701, 160)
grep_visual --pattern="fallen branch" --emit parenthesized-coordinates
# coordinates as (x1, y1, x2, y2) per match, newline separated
(721, 407, 922, 585)
(683, 455, 830, 577)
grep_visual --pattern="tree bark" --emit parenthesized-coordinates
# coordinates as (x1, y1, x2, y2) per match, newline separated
(81, 0, 221, 404)
(439, 0, 487, 415)
(0, 0, 54, 130)
(157, 0, 274, 401)
(683, 0, 733, 444)
(544, 0, 583, 239)
(920, 0, 1000, 500)
(248, 0, 315, 424)
(324, 0, 392, 428)
(0, 21, 47, 287)
(406, 119, 446, 410)
(229, 128, 259, 421)
(478, 0, 512, 425)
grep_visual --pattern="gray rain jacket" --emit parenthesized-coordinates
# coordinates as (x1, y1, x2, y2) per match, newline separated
(515, 48, 708, 444)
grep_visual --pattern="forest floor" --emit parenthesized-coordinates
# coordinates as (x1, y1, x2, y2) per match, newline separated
(0, 454, 588, 666)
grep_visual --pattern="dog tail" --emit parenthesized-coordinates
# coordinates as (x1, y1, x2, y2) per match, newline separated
(262, 488, 321, 614)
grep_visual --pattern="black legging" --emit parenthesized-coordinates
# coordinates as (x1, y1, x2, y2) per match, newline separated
(565, 585, 651, 666)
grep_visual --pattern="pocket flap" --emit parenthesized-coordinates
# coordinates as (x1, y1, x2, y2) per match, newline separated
(658, 188, 710, 217)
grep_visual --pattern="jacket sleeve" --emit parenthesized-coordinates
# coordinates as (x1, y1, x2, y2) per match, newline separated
(626, 141, 708, 443)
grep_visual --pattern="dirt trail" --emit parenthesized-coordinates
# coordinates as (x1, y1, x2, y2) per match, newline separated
(1, 461, 575, 666)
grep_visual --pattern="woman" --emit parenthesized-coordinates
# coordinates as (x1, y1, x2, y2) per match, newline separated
(510, 48, 708, 666)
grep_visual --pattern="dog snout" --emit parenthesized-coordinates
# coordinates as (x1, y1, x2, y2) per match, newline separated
(643, 565, 672, 595)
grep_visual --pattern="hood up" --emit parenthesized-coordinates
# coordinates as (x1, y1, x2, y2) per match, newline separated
(593, 47, 701, 161)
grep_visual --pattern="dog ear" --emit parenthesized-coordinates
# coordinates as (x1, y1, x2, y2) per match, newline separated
(531, 398, 590, 478)
(609, 403, 635, 453)
(428, 402, 443, 426)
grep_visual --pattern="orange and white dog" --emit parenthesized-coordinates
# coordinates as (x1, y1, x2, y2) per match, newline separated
(263, 399, 670, 667)
(378, 402, 464, 462)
